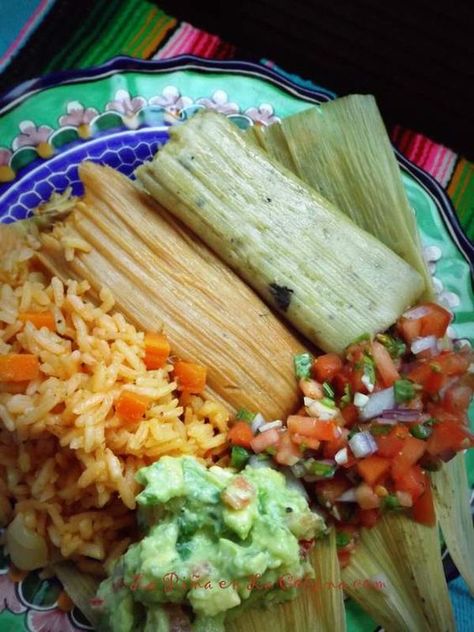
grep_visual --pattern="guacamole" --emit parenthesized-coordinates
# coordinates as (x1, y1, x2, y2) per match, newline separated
(96, 456, 326, 631)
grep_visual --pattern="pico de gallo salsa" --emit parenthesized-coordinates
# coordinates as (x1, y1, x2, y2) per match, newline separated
(227, 302, 473, 567)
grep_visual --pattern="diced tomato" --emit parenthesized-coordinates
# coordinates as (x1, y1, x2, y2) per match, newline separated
(434, 352, 470, 377)
(355, 483, 381, 509)
(349, 365, 366, 394)
(412, 479, 436, 526)
(357, 456, 391, 487)
(287, 415, 338, 441)
(391, 436, 426, 480)
(315, 476, 351, 506)
(250, 428, 280, 453)
(397, 303, 451, 343)
(341, 403, 359, 428)
(221, 476, 255, 510)
(419, 303, 452, 338)
(426, 422, 472, 456)
(275, 430, 301, 466)
(426, 403, 460, 425)
(323, 429, 349, 459)
(337, 550, 352, 568)
(397, 316, 422, 343)
(442, 385, 473, 416)
(408, 362, 446, 395)
(394, 465, 427, 503)
(375, 425, 409, 458)
(313, 353, 343, 383)
(291, 433, 321, 450)
(333, 369, 351, 396)
(371, 341, 400, 387)
(228, 421, 254, 449)
(358, 508, 379, 529)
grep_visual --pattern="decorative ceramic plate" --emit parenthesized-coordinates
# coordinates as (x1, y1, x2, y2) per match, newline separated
(0, 56, 473, 632)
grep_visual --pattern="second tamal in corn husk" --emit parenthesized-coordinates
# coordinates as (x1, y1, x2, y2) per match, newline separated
(36, 161, 304, 420)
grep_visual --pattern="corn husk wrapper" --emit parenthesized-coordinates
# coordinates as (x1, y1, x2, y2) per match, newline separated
(431, 453, 474, 594)
(229, 530, 346, 632)
(342, 513, 454, 632)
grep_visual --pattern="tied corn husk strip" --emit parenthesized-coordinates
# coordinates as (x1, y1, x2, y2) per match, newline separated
(342, 513, 454, 632)
(229, 530, 346, 632)
(36, 161, 304, 420)
(136, 110, 424, 354)
(252, 96, 474, 598)
(255, 95, 432, 296)
(431, 453, 474, 594)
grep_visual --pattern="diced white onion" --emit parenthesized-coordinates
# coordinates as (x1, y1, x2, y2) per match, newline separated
(410, 335, 438, 355)
(251, 413, 266, 434)
(259, 420, 283, 433)
(349, 431, 377, 458)
(360, 387, 395, 421)
(334, 447, 349, 465)
(306, 399, 338, 420)
(403, 305, 429, 320)
(396, 491, 413, 507)
(337, 488, 357, 502)
(354, 392, 369, 407)
(361, 375, 374, 393)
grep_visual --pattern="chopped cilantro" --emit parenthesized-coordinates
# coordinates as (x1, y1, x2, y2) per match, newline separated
(410, 424, 432, 440)
(322, 382, 335, 399)
(363, 353, 376, 385)
(293, 352, 314, 380)
(376, 333, 406, 359)
(320, 397, 336, 409)
(349, 333, 372, 345)
(336, 531, 351, 548)
(340, 383, 352, 408)
(382, 494, 400, 510)
(394, 379, 416, 403)
(304, 459, 335, 478)
(235, 408, 256, 422)
(370, 423, 393, 436)
(231, 446, 250, 469)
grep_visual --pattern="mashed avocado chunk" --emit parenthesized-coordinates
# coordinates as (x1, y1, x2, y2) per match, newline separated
(96, 456, 326, 631)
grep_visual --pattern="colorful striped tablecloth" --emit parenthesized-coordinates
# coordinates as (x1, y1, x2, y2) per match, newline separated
(0, 1, 473, 628)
